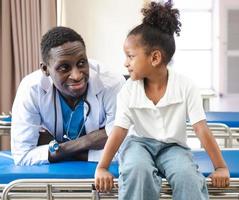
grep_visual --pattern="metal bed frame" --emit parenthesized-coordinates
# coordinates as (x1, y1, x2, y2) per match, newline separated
(0, 114, 11, 136)
(1, 178, 239, 200)
(1, 113, 239, 200)
(0, 126, 10, 137)
(187, 122, 234, 148)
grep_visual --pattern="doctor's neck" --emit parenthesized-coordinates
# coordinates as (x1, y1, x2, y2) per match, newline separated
(59, 90, 87, 110)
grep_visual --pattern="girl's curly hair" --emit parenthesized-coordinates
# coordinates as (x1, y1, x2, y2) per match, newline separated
(128, 1, 181, 65)
(142, 1, 181, 36)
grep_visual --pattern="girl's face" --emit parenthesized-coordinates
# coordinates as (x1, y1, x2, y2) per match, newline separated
(123, 35, 152, 80)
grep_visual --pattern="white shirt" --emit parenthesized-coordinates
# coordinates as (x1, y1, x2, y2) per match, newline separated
(11, 60, 125, 165)
(114, 68, 205, 147)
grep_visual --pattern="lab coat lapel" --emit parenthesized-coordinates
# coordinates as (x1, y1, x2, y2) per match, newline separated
(84, 87, 99, 133)
(84, 69, 103, 133)
(40, 75, 64, 141)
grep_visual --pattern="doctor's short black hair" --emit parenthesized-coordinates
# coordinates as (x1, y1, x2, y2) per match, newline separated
(41, 26, 85, 65)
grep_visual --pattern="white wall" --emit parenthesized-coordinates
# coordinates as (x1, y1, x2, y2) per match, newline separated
(218, 0, 239, 96)
(57, 0, 239, 111)
(60, 0, 144, 74)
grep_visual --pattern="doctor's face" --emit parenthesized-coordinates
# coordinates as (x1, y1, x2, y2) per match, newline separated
(46, 41, 89, 99)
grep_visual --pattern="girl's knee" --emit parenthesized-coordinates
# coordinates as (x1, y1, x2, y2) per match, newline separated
(122, 160, 153, 176)
(120, 161, 160, 187)
(170, 169, 205, 188)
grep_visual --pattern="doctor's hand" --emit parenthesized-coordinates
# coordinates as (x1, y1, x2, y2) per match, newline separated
(209, 167, 230, 188)
(94, 167, 114, 192)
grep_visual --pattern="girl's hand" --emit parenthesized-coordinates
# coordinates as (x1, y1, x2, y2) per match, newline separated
(209, 167, 230, 188)
(94, 167, 114, 192)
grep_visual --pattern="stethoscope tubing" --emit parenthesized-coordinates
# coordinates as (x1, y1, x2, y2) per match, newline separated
(53, 85, 91, 142)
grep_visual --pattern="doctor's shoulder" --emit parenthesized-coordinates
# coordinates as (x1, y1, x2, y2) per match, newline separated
(18, 70, 43, 88)
(12, 70, 45, 111)
(16, 70, 47, 97)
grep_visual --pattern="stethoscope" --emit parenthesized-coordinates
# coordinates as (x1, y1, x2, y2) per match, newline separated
(49, 85, 91, 152)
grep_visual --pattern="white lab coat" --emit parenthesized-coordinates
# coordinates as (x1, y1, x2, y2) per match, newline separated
(11, 61, 125, 165)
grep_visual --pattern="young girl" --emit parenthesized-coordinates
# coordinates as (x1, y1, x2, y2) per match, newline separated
(95, 1, 230, 199)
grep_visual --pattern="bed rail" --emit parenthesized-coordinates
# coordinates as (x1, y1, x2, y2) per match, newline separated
(2, 178, 239, 200)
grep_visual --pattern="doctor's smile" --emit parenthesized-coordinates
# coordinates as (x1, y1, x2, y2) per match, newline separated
(67, 78, 87, 91)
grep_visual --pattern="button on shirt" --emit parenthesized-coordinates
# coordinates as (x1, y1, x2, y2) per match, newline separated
(114, 68, 206, 147)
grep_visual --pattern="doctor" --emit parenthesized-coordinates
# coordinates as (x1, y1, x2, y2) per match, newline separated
(11, 26, 125, 165)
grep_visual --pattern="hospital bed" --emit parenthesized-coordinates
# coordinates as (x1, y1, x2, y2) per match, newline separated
(0, 150, 239, 200)
(0, 113, 239, 199)
(0, 115, 11, 136)
(0, 126, 10, 136)
(187, 112, 239, 148)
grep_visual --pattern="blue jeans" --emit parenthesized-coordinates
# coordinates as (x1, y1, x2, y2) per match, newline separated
(118, 135, 209, 200)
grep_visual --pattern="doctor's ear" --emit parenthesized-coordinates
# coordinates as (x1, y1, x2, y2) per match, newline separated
(40, 63, 50, 76)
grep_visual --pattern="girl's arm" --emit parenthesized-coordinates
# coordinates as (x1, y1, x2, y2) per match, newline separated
(193, 120, 230, 188)
(95, 126, 128, 192)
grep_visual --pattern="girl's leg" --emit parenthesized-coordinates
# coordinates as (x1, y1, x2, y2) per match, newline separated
(118, 136, 162, 200)
(156, 145, 209, 200)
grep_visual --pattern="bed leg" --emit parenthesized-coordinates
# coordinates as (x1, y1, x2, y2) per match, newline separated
(92, 184, 100, 200)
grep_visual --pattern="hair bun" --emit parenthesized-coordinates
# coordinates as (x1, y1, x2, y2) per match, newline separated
(142, 1, 181, 36)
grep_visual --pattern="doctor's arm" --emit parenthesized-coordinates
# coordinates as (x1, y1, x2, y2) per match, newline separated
(48, 128, 108, 162)
(193, 120, 230, 187)
(11, 77, 51, 166)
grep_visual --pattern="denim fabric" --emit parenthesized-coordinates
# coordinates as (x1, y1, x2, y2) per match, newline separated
(118, 136, 209, 200)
